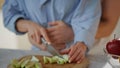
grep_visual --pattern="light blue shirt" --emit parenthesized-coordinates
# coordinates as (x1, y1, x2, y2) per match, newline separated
(2, 0, 101, 50)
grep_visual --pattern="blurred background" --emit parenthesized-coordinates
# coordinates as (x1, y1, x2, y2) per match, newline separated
(0, 0, 31, 50)
(0, 0, 120, 50)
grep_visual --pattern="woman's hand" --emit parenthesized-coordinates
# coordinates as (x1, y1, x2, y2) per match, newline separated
(47, 21, 74, 44)
(16, 19, 51, 50)
(61, 42, 87, 63)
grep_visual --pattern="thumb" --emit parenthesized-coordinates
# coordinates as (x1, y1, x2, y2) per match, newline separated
(40, 28, 51, 44)
(48, 22, 58, 26)
(60, 48, 70, 55)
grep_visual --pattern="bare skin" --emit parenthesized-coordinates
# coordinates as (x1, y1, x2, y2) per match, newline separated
(16, 19, 51, 50)
(46, 21, 74, 51)
(47, 21, 74, 44)
(16, 20, 74, 50)
(48, 21, 87, 63)
(16, 19, 87, 63)
(61, 42, 87, 63)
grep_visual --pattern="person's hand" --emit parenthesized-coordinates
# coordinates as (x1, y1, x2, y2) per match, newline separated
(27, 21, 51, 50)
(61, 42, 87, 63)
(16, 19, 51, 50)
(47, 21, 74, 44)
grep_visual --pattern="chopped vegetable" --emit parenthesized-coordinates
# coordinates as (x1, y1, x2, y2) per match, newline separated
(25, 61, 35, 68)
(62, 55, 69, 63)
(43, 55, 69, 64)
(11, 59, 19, 67)
(31, 56, 39, 62)
(63, 55, 69, 61)
(21, 59, 30, 68)
(10, 55, 69, 68)
(35, 62, 42, 68)
(10, 56, 42, 68)
(52, 56, 58, 62)
(57, 58, 65, 64)
(43, 56, 49, 64)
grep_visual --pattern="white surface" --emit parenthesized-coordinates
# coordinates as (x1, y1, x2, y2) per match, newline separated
(88, 18, 120, 68)
(109, 18, 120, 39)
(0, 10, 31, 50)
(0, 10, 18, 49)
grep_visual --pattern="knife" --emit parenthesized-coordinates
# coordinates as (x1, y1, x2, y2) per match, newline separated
(41, 38, 63, 58)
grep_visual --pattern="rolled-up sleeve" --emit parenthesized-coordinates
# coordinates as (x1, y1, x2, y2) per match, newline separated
(71, 0, 101, 49)
(2, 0, 27, 35)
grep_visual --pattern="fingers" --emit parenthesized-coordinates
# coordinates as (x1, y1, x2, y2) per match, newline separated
(28, 34, 46, 50)
(48, 22, 59, 26)
(34, 30, 41, 44)
(40, 28, 51, 44)
(26, 22, 50, 50)
(74, 48, 85, 63)
(47, 21, 74, 44)
(77, 55, 85, 64)
(68, 45, 78, 63)
(47, 21, 60, 33)
(48, 30, 58, 37)
(47, 28, 67, 44)
(68, 45, 77, 58)
(31, 34, 35, 42)
(28, 31, 40, 44)
(47, 27, 56, 33)
(68, 42, 87, 63)
(47, 29, 66, 44)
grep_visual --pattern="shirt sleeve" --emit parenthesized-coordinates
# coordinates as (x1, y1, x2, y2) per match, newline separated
(2, 0, 28, 35)
(71, 0, 101, 49)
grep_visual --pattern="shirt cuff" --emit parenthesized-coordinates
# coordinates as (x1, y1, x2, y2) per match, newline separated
(7, 14, 26, 35)
(73, 28, 95, 50)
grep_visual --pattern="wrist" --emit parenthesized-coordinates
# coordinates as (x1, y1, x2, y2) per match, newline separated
(77, 42, 87, 51)
(80, 42, 88, 55)
(16, 19, 30, 33)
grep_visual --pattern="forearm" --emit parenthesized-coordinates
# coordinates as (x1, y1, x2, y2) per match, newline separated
(71, 0, 101, 49)
(2, 0, 28, 35)
(16, 19, 30, 33)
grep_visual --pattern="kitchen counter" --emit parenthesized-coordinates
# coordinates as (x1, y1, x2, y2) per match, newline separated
(0, 46, 112, 68)
(0, 49, 51, 68)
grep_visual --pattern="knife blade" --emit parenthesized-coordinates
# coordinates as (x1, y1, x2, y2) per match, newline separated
(41, 38, 63, 58)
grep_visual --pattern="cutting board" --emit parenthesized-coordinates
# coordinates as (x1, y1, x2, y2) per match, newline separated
(8, 55, 89, 68)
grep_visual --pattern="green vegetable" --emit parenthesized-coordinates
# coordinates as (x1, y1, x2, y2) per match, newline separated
(63, 55, 69, 61)
(43, 56, 49, 64)
(31, 56, 39, 62)
(35, 62, 42, 68)
(47, 57, 53, 63)
(57, 58, 65, 64)
(52, 56, 58, 62)
(11, 59, 19, 67)
(10, 56, 42, 68)
(25, 61, 35, 68)
(21, 59, 30, 68)
(16, 56, 31, 68)
(62, 55, 69, 63)
(43, 55, 69, 64)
